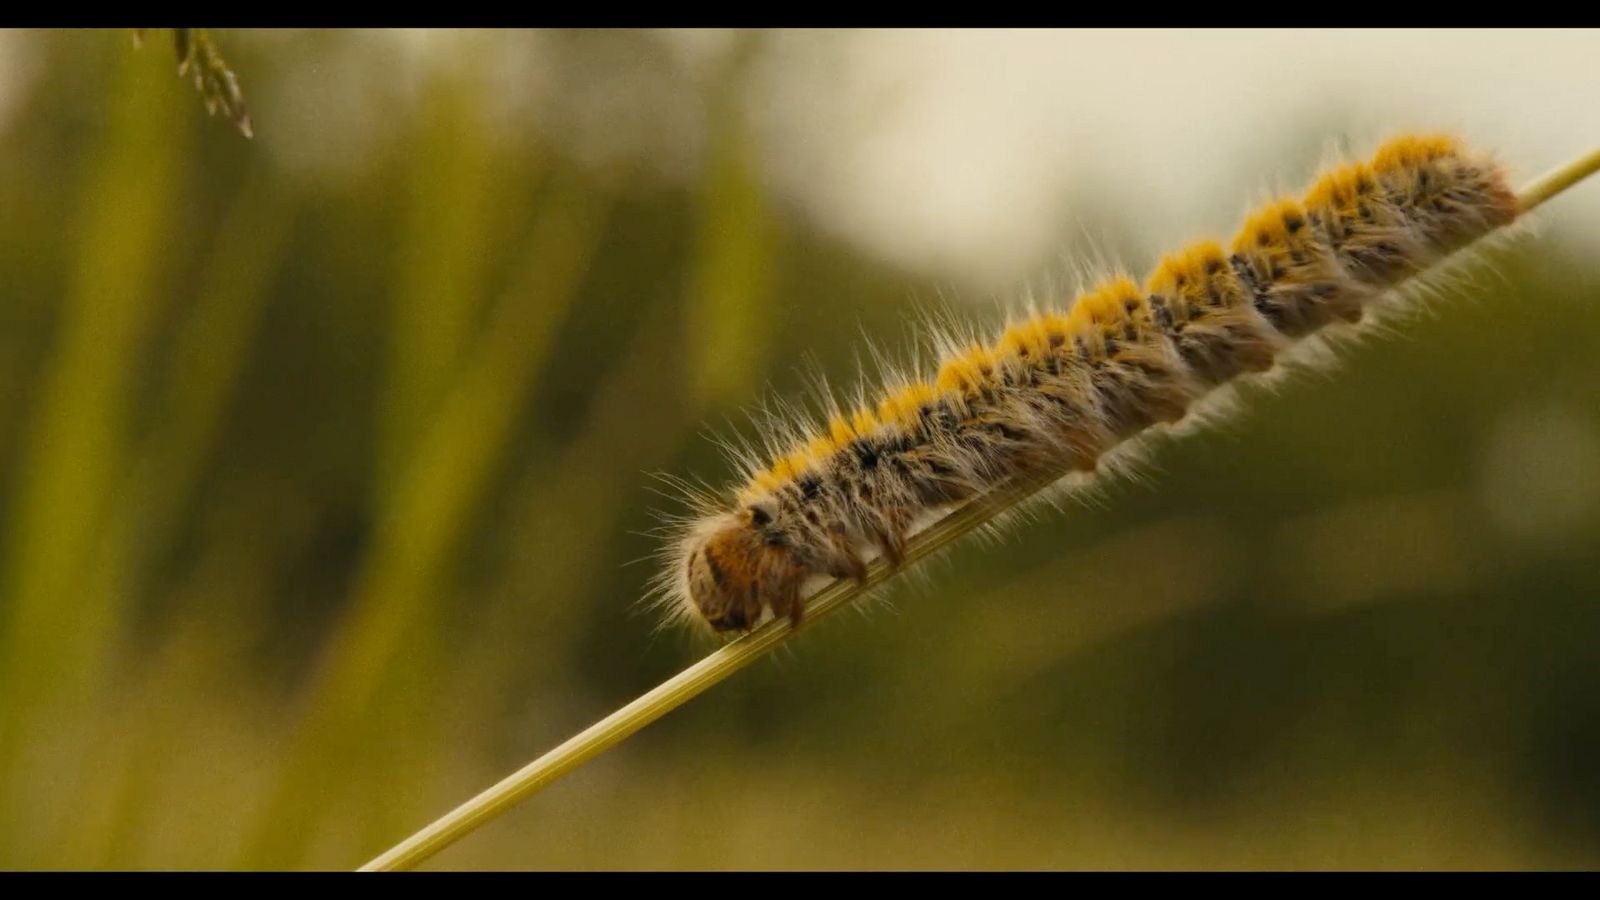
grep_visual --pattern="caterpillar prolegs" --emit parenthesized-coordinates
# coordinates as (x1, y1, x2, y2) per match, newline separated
(661, 134, 1521, 634)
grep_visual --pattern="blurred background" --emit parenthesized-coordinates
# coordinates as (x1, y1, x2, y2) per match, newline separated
(0, 28, 1597, 870)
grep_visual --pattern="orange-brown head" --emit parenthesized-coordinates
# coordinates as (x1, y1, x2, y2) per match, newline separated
(680, 509, 804, 632)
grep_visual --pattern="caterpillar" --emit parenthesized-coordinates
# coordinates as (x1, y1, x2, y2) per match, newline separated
(658, 134, 1521, 634)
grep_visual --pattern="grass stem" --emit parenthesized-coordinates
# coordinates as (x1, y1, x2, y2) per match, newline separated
(358, 147, 1600, 873)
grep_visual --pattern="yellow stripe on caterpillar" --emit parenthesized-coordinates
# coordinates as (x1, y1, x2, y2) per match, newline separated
(659, 132, 1520, 635)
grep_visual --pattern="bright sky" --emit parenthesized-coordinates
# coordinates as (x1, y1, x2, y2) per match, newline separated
(742, 29, 1600, 289)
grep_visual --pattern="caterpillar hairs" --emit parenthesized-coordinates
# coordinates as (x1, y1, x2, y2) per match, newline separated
(656, 133, 1522, 634)
(367, 138, 1600, 870)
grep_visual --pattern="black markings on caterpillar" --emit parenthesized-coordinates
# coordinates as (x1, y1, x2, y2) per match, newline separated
(653, 134, 1521, 635)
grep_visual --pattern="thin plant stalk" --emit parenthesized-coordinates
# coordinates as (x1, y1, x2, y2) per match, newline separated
(358, 148, 1600, 873)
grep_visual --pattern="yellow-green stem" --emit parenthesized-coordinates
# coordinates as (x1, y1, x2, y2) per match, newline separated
(1518, 146, 1600, 213)
(358, 147, 1600, 872)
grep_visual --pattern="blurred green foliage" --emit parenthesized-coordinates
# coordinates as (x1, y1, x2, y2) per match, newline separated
(0, 30, 1597, 870)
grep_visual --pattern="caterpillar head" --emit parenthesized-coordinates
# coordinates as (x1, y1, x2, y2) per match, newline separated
(679, 506, 803, 633)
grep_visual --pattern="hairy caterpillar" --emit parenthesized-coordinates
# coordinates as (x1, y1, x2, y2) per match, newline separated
(658, 134, 1520, 634)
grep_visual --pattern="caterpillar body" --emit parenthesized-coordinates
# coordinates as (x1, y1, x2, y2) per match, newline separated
(661, 134, 1520, 634)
